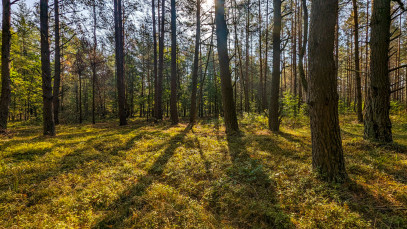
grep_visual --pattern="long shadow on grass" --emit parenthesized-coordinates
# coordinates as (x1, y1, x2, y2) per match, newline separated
(329, 180, 407, 228)
(93, 124, 192, 229)
(214, 133, 293, 228)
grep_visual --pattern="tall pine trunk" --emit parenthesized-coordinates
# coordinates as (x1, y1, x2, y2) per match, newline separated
(352, 0, 363, 123)
(53, 0, 61, 125)
(92, 2, 98, 124)
(364, 0, 392, 143)
(170, 0, 179, 124)
(40, 0, 56, 136)
(154, 0, 165, 120)
(269, 0, 281, 131)
(215, 0, 239, 134)
(308, 0, 347, 182)
(190, 0, 201, 124)
(298, 0, 308, 92)
(114, 0, 127, 126)
(0, 0, 11, 132)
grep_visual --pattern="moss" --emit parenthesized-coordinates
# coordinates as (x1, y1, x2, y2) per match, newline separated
(0, 115, 406, 228)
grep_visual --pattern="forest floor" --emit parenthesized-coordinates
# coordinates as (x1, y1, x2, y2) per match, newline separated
(1, 114, 407, 228)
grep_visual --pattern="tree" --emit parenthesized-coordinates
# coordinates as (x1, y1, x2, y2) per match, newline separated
(308, 0, 347, 182)
(152, 0, 158, 119)
(154, 0, 165, 120)
(364, 0, 392, 143)
(298, 0, 308, 93)
(352, 0, 363, 123)
(0, 0, 11, 133)
(269, 0, 281, 131)
(40, 0, 56, 136)
(53, 0, 61, 125)
(170, 0, 179, 124)
(114, 0, 127, 126)
(215, 0, 239, 134)
(190, 0, 201, 124)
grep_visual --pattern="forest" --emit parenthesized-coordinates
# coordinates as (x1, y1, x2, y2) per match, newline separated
(1, 0, 407, 228)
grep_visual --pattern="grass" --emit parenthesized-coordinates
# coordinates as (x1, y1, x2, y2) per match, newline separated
(0, 114, 406, 228)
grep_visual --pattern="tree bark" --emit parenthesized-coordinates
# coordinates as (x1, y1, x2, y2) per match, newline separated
(170, 0, 179, 124)
(154, 0, 165, 120)
(91, 1, 98, 124)
(364, 0, 392, 143)
(190, 0, 201, 124)
(308, 0, 347, 182)
(215, 0, 239, 134)
(352, 0, 363, 123)
(298, 0, 308, 92)
(114, 0, 127, 125)
(244, 0, 250, 112)
(52, 0, 61, 125)
(269, 0, 281, 131)
(40, 0, 56, 136)
(0, 0, 11, 132)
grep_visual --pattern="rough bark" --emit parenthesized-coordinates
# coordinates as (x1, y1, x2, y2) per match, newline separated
(364, 0, 392, 143)
(352, 0, 363, 123)
(269, 0, 281, 131)
(308, 0, 347, 182)
(298, 0, 308, 92)
(152, 0, 158, 119)
(52, 0, 61, 125)
(92, 2, 98, 124)
(40, 0, 56, 136)
(244, 0, 250, 112)
(215, 0, 240, 134)
(114, 0, 127, 125)
(190, 0, 201, 124)
(170, 0, 179, 124)
(0, 0, 11, 132)
(154, 0, 165, 120)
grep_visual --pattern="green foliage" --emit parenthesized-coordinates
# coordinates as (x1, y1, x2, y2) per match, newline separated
(1, 114, 406, 228)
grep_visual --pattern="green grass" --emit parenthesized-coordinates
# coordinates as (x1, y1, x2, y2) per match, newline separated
(1, 114, 406, 228)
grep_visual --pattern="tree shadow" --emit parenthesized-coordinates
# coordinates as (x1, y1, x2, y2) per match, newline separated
(206, 133, 294, 228)
(93, 124, 192, 228)
(330, 180, 407, 228)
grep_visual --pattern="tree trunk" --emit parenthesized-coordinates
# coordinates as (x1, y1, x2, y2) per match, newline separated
(0, 0, 11, 132)
(52, 0, 61, 125)
(92, 1, 98, 124)
(352, 0, 363, 123)
(244, 0, 250, 112)
(269, 0, 281, 131)
(364, 0, 392, 143)
(308, 0, 347, 182)
(299, 0, 308, 92)
(154, 0, 165, 120)
(40, 0, 56, 136)
(190, 0, 201, 124)
(258, 0, 263, 113)
(215, 0, 239, 134)
(114, 0, 127, 126)
(263, 0, 269, 110)
(170, 0, 179, 124)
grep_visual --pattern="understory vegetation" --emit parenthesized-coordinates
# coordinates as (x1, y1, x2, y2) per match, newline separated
(1, 114, 407, 228)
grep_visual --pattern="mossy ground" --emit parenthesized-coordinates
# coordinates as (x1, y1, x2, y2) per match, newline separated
(1, 114, 406, 228)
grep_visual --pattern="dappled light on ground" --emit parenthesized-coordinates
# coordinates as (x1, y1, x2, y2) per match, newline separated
(1, 115, 406, 228)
